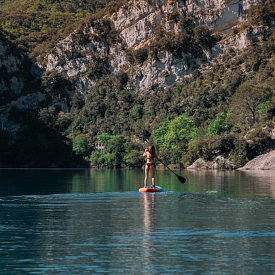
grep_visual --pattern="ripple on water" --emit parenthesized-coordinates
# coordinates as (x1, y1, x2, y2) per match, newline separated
(0, 190, 275, 274)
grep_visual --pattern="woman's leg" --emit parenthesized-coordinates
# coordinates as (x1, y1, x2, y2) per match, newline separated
(144, 165, 149, 187)
(150, 165, 156, 187)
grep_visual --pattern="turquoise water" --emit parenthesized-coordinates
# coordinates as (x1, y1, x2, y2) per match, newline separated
(0, 169, 275, 274)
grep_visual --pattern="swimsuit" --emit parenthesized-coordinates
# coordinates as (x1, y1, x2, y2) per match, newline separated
(146, 157, 155, 167)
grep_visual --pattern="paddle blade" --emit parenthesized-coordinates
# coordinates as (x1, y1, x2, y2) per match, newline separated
(177, 175, 186, 184)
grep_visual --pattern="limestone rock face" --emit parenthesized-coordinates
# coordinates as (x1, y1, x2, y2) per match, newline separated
(239, 151, 275, 170)
(39, 0, 262, 94)
(0, 0, 264, 134)
(187, 156, 236, 169)
(0, 36, 44, 133)
(0, 39, 25, 99)
(187, 158, 210, 169)
(188, 151, 275, 170)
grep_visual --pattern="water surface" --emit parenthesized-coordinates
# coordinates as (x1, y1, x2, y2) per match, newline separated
(0, 169, 275, 274)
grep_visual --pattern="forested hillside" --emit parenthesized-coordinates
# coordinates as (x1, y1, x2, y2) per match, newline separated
(69, 29, 275, 168)
(0, 0, 122, 56)
(0, 0, 274, 167)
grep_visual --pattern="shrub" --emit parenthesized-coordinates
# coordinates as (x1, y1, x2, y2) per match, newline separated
(91, 133, 127, 167)
(230, 80, 272, 128)
(186, 134, 236, 162)
(72, 134, 90, 156)
(152, 113, 199, 164)
(230, 153, 248, 167)
(207, 112, 230, 135)
(247, 0, 275, 27)
(151, 29, 194, 58)
(245, 127, 274, 157)
(132, 47, 149, 64)
(193, 25, 218, 50)
(123, 149, 143, 167)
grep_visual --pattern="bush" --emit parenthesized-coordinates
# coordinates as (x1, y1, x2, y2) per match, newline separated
(152, 113, 199, 164)
(230, 153, 248, 167)
(90, 133, 127, 167)
(247, 0, 275, 26)
(245, 127, 274, 157)
(207, 112, 230, 135)
(193, 25, 218, 50)
(186, 134, 236, 162)
(72, 134, 90, 156)
(123, 149, 143, 167)
(90, 151, 116, 167)
(151, 29, 194, 58)
(132, 47, 149, 64)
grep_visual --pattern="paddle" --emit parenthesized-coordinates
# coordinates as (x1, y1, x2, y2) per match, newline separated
(157, 158, 186, 184)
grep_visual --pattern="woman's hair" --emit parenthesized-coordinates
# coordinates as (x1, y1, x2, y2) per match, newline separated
(148, 145, 155, 157)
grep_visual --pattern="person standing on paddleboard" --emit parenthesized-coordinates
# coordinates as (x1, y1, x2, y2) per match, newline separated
(143, 145, 157, 188)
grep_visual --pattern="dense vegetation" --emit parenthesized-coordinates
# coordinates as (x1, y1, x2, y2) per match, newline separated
(66, 30, 274, 168)
(0, 0, 274, 168)
(0, 0, 127, 56)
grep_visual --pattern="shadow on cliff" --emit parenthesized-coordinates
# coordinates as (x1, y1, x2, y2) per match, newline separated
(0, 31, 88, 168)
(0, 111, 89, 168)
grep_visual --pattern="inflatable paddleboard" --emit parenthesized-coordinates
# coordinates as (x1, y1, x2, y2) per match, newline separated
(139, 185, 163, 192)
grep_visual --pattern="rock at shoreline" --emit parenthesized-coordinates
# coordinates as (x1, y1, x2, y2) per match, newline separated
(187, 156, 236, 170)
(239, 150, 275, 170)
(187, 158, 210, 169)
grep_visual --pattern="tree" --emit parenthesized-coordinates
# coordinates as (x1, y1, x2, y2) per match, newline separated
(230, 81, 272, 128)
(123, 149, 143, 167)
(193, 25, 217, 50)
(72, 134, 89, 156)
(152, 113, 199, 164)
(184, 133, 236, 164)
(207, 112, 230, 135)
(92, 133, 128, 167)
(38, 107, 58, 129)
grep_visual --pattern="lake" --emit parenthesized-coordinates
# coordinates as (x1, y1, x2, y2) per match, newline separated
(0, 169, 275, 274)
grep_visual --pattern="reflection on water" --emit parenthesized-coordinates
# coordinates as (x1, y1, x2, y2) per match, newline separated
(1, 169, 274, 198)
(185, 169, 275, 199)
(142, 193, 155, 267)
(0, 169, 275, 274)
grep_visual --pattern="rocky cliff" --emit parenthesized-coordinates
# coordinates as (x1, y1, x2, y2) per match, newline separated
(0, 35, 25, 103)
(39, 0, 262, 95)
(0, 0, 273, 168)
(0, 33, 44, 133)
(239, 150, 275, 170)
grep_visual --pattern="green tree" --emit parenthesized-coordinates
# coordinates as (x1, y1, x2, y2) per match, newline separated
(92, 133, 127, 167)
(73, 134, 89, 156)
(258, 100, 273, 121)
(123, 149, 143, 167)
(90, 151, 116, 167)
(207, 112, 230, 135)
(152, 113, 199, 164)
(185, 133, 236, 164)
(230, 81, 272, 128)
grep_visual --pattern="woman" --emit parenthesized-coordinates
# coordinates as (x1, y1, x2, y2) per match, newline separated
(143, 145, 157, 187)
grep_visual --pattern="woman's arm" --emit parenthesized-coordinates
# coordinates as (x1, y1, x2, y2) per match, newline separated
(143, 148, 148, 157)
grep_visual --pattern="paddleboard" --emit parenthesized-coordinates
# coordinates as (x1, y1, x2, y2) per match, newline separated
(139, 185, 163, 192)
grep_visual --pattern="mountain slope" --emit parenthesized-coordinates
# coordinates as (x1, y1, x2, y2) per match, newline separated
(0, 0, 274, 167)
(40, 0, 265, 94)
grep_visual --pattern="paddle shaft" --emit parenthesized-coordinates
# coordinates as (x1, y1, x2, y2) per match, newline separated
(156, 157, 186, 184)
(157, 158, 178, 176)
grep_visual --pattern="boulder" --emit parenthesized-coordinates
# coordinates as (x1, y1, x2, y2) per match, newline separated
(239, 150, 275, 170)
(187, 158, 210, 169)
(187, 156, 236, 170)
(211, 156, 236, 170)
